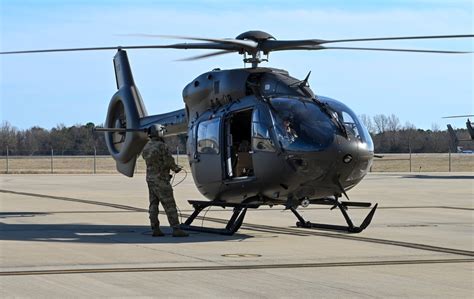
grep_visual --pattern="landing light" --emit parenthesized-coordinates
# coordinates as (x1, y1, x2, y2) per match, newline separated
(343, 154, 353, 164)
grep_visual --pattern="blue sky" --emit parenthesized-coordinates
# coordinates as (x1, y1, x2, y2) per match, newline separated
(1, 0, 473, 130)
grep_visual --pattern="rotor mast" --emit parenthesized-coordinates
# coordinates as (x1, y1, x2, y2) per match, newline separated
(236, 30, 275, 68)
(243, 51, 268, 68)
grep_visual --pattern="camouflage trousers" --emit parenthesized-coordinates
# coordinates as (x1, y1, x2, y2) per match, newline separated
(146, 178, 180, 229)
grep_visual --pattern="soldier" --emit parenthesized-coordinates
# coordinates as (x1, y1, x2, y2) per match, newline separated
(142, 127, 189, 237)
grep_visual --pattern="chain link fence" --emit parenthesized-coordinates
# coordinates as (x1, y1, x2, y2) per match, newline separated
(0, 148, 472, 174)
(370, 153, 473, 172)
(0, 147, 187, 174)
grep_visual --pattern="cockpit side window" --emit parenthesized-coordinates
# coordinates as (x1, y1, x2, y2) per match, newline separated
(341, 111, 361, 141)
(197, 118, 220, 154)
(252, 109, 275, 152)
(320, 96, 374, 152)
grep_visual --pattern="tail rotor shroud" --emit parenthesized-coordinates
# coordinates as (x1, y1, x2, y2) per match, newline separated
(104, 50, 148, 177)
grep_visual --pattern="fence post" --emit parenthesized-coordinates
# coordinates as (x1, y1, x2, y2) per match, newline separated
(50, 148, 54, 174)
(94, 147, 97, 174)
(409, 146, 412, 172)
(448, 149, 451, 172)
(6, 146, 9, 174)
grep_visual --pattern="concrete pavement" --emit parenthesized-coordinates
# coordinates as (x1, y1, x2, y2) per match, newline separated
(0, 173, 473, 298)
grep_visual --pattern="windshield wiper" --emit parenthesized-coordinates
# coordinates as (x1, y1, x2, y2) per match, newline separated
(312, 97, 348, 138)
(288, 71, 313, 98)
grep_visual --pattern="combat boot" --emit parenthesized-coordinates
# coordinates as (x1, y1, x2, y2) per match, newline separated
(172, 227, 189, 237)
(152, 227, 165, 237)
(150, 218, 159, 230)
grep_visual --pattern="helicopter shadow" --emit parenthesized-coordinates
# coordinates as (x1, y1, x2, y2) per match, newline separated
(0, 214, 252, 244)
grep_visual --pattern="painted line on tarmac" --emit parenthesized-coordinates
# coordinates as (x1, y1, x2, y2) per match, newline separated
(238, 223, 474, 257)
(0, 259, 474, 276)
(2, 189, 471, 213)
(1, 258, 472, 276)
(0, 189, 145, 212)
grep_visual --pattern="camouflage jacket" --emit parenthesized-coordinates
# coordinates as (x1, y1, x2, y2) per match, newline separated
(142, 139, 179, 181)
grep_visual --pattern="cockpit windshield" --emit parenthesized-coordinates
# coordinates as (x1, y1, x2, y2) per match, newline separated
(269, 98, 337, 151)
(319, 96, 374, 152)
(269, 97, 374, 152)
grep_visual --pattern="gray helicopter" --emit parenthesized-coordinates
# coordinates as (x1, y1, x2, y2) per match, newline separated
(444, 115, 474, 152)
(2, 30, 473, 235)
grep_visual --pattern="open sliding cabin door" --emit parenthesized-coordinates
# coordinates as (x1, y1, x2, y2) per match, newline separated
(225, 109, 254, 179)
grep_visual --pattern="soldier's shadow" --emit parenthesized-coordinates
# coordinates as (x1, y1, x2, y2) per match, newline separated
(0, 220, 252, 244)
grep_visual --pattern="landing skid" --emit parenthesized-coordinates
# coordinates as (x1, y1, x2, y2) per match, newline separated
(180, 200, 260, 235)
(180, 198, 377, 235)
(290, 198, 378, 233)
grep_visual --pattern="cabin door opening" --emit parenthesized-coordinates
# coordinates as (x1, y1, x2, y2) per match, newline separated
(225, 109, 254, 179)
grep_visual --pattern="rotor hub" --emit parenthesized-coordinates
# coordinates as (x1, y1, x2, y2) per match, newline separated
(236, 30, 275, 42)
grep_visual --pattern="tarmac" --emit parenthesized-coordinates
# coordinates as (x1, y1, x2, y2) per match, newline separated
(0, 172, 473, 298)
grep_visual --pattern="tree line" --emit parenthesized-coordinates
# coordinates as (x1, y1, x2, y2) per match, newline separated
(359, 114, 472, 153)
(0, 122, 186, 156)
(0, 115, 471, 155)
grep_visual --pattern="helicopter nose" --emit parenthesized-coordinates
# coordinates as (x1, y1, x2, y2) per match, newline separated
(336, 138, 373, 186)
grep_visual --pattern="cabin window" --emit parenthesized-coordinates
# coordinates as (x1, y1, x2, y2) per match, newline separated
(197, 118, 220, 154)
(252, 109, 275, 152)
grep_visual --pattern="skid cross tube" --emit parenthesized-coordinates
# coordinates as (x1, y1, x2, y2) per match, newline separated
(291, 198, 378, 233)
(180, 200, 259, 235)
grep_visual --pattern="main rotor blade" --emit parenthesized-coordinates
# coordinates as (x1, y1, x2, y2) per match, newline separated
(176, 50, 235, 61)
(0, 46, 126, 55)
(0, 43, 241, 55)
(320, 34, 474, 45)
(261, 34, 474, 52)
(120, 33, 258, 49)
(273, 45, 472, 54)
(442, 115, 474, 119)
(321, 46, 471, 54)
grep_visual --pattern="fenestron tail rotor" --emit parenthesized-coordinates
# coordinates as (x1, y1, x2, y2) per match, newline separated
(1, 30, 473, 67)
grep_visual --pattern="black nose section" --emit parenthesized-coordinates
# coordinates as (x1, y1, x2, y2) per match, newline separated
(331, 136, 373, 186)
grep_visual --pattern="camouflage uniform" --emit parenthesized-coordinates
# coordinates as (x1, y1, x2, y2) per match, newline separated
(142, 138, 181, 231)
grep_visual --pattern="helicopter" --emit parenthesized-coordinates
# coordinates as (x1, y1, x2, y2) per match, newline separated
(444, 115, 474, 152)
(2, 30, 473, 235)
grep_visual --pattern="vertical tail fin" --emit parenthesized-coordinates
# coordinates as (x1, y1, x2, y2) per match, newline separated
(446, 124, 459, 152)
(104, 50, 148, 177)
(466, 119, 474, 140)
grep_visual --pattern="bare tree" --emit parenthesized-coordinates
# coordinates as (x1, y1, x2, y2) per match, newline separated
(358, 114, 375, 134)
(431, 123, 440, 132)
(387, 114, 401, 132)
(0, 121, 19, 154)
(373, 114, 388, 134)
